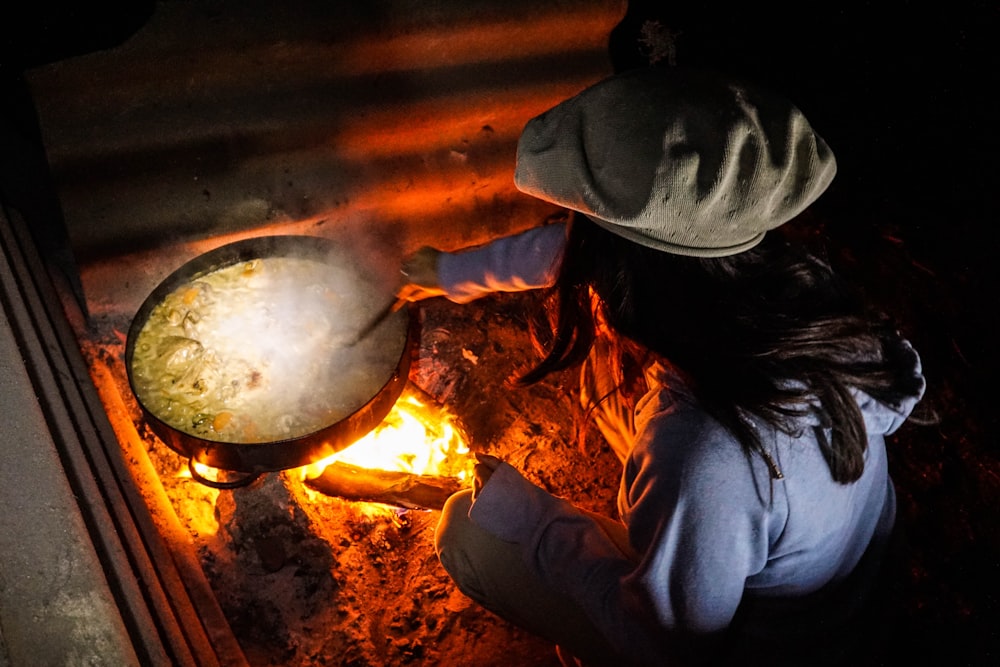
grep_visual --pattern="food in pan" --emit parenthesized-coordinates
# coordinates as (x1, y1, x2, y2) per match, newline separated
(130, 256, 404, 443)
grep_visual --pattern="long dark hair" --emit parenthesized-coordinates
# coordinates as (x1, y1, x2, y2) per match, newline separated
(519, 214, 923, 483)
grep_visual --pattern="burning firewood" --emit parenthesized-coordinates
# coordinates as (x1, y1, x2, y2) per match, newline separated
(303, 461, 466, 510)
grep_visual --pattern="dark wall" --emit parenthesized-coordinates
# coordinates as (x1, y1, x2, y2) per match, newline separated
(1, 1, 155, 302)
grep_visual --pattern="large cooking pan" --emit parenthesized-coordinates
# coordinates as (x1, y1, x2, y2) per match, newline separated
(125, 235, 412, 484)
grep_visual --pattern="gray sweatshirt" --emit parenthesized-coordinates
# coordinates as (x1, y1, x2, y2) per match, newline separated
(437, 222, 925, 663)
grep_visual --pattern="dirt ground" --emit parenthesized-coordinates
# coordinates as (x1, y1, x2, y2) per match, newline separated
(105, 223, 997, 666)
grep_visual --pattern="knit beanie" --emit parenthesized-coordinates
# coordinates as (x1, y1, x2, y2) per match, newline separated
(514, 68, 836, 257)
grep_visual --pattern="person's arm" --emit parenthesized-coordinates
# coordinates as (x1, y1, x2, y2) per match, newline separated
(469, 408, 771, 663)
(399, 221, 567, 304)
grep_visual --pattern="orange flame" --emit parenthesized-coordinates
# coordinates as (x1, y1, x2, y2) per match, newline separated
(299, 390, 473, 483)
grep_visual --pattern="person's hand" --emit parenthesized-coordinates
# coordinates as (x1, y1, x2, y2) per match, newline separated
(397, 246, 447, 302)
(472, 453, 502, 500)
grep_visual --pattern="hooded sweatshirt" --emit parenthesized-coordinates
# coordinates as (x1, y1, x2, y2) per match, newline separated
(436, 223, 925, 665)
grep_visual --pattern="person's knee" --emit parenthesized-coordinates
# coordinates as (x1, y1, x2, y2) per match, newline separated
(435, 489, 493, 602)
(434, 488, 474, 559)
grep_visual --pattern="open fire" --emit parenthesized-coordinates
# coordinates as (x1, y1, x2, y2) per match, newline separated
(305, 391, 471, 480)
(299, 389, 474, 509)
(180, 386, 474, 510)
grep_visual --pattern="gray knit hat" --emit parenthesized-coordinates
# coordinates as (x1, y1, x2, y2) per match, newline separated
(514, 68, 837, 257)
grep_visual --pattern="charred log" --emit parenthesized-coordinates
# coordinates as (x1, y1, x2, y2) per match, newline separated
(304, 462, 466, 510)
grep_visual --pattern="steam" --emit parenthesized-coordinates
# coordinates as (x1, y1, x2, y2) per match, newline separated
(132, 237, 409, 443)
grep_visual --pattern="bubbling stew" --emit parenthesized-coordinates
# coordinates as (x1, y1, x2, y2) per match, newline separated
(130, 256, 404, 443)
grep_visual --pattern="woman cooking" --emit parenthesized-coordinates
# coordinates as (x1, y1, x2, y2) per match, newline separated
(397, 68, 925, 666)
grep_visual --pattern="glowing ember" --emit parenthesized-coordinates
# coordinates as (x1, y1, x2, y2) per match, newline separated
(299, 389, 474, 483)
(173, 463, 222, 537)
(184, 461, 216, 480)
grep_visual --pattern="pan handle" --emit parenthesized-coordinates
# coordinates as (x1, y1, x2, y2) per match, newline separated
(187, 457, 262, 489)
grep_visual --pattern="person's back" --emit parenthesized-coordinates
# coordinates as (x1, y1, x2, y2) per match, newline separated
(421, 67, 926, 665)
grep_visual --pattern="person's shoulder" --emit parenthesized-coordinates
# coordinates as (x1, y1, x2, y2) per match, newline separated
(631, 401, 774, 512)
(636, 394, 745, 468)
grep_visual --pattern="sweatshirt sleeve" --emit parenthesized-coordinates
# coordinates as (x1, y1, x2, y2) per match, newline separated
(468, 410, 772, 664)
(437, 222, 567, 303)
(469, 463, 657, 653)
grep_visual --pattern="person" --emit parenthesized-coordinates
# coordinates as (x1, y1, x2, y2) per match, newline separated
(398, 68, 926, 666)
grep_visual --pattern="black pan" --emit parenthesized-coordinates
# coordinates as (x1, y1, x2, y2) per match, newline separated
(125, 235, 412, 480)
